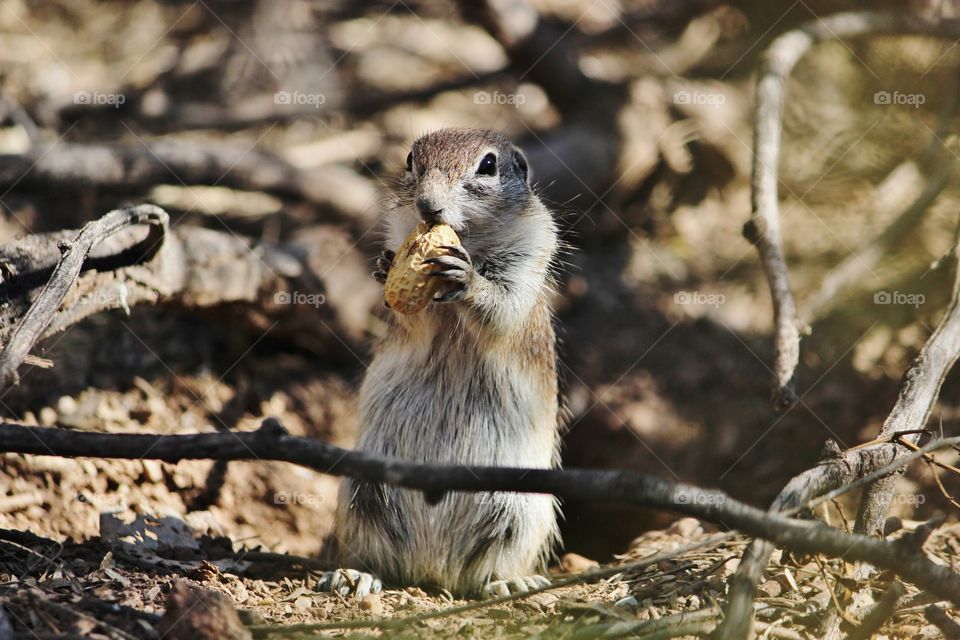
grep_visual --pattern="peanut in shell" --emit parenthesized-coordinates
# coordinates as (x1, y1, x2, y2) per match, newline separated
(384, 222, 461, 314)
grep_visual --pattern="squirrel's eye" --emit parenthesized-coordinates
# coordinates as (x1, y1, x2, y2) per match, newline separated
(476, 152, 497, 176)
(406, 152, 413, 173)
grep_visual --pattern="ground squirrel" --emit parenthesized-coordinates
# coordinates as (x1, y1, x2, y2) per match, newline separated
(330, 128, 562, 597)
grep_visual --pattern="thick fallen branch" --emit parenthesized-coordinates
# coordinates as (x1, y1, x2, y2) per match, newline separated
(1, 419, 960, 608)
(747, 11, 960, 409)
(0, 205, 167, 389)
(0, 207, 378, 382)
(926, 605, 960, 639)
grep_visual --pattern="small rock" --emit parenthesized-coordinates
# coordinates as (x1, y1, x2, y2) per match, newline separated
(527, 592, 559, 609)
(157, 581, 251, 640)
(142, 460, 164, 483)
(614, 596, 638, 609)
(294, 596, 311, 610)
(358, 594, 383, 616)
(237, 610, 265, 625)
(57, 396, 78, 416)
(561, 552, 599, 573)
(38, 407, 57, 426)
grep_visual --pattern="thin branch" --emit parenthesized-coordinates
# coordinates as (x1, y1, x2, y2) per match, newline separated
(844, 581, 906, 640)
(853, 229, 960, 537)
(0, 205, 167, 390)
(925, 605, 960, 639)
(2, 419, 960, 609)
(747, 10, 960, 408)
(723, 10, 960, 638)
(0, 207, 376, 369)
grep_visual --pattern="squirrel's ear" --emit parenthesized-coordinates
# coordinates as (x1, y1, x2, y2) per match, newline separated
(513, 148, 530, 184)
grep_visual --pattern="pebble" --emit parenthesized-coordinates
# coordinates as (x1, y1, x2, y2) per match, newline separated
(758, 580, 782, 598)
(561, 552, 599, 573)
(39, 407, 57, 426)
(527, 592, 559, 609)
(57, 395, 78, 416)
(359, 594, 383, 616)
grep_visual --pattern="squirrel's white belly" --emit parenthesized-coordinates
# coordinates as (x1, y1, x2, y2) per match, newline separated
(336, 335, 558, 593)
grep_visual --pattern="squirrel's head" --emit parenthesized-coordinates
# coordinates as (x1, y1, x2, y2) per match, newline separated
(395, 128, 533, 253)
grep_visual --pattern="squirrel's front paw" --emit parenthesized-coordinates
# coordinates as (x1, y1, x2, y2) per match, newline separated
(373, 249, 395, 284)
(425, 244, 473, 303)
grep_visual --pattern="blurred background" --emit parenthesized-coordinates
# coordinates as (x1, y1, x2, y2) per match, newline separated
(1, 0, 959, 562)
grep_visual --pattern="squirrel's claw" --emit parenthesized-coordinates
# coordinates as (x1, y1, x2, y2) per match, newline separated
(318, 569, 383, 597)
(374, 250, 395, 283)
(483, 575, 551, 598)
(426, 252, 473, 303)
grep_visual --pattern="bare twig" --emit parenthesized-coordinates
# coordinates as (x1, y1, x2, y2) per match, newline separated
(2, 419, 960, 609)
(844, 581, 906, 640)
(925, 604, 960, 639)
(853, 236, 960, 537)
(0, 205, 168, 390)
(747, 11, 960, 408)
(723, 10, 960, 638)
(718, 432, 960, 639)
(0, 207, 377, 367)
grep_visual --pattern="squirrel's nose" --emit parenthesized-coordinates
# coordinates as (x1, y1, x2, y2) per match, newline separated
(416, 197, 442, 224)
